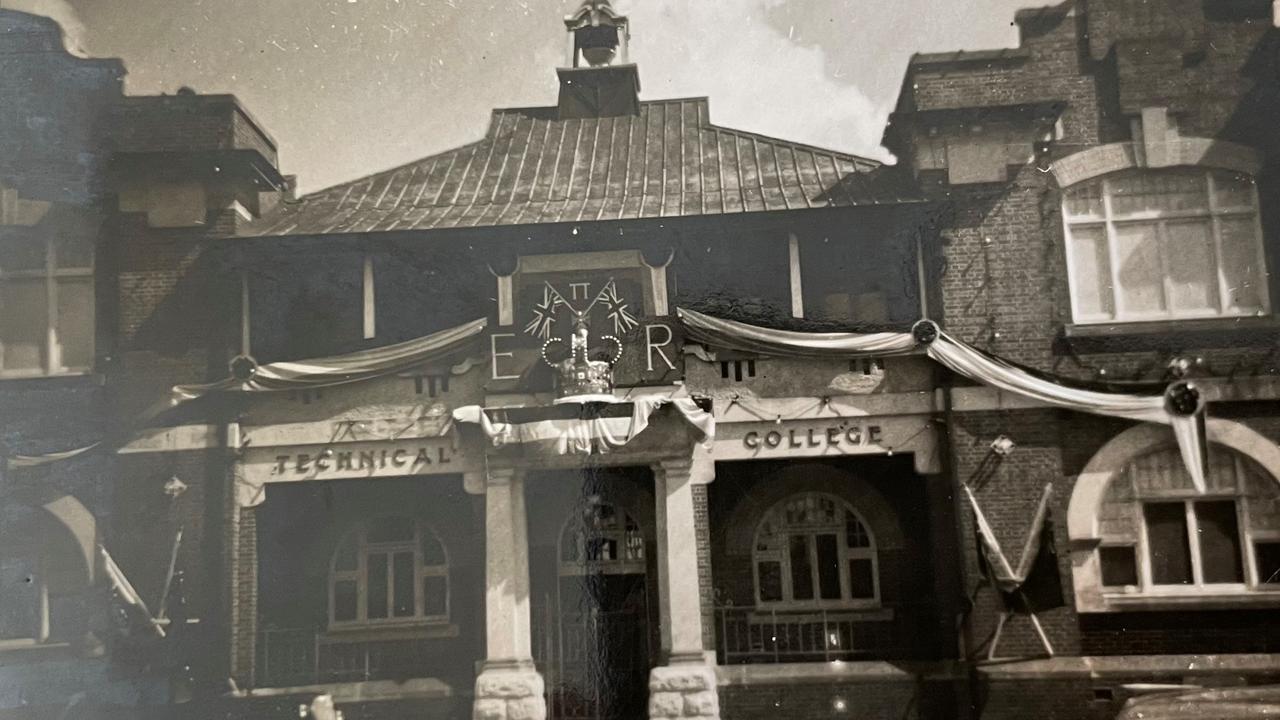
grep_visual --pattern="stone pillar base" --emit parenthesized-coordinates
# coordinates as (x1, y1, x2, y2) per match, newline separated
(648, 664, 720, 720)
(473, 666, 546, 720)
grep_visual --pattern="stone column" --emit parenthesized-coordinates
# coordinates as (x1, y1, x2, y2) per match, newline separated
(473, 467, 545, 720)
(649, 458, 720, 720)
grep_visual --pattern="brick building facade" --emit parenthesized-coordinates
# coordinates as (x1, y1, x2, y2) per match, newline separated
(2, 2, 1278, 719)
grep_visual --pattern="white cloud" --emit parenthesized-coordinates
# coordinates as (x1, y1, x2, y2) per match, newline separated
(618, 0, 891, 161)
(1, 0, 90, 57)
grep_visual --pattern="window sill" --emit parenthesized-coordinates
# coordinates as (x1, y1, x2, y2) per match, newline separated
(323, 622, 459, 643)
(1060, 316, 1280, 353)
(0, 640, 74, 661)
(1098, 590, 1280, 612)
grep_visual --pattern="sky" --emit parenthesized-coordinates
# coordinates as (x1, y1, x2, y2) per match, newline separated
(8, 0, 1033, 194)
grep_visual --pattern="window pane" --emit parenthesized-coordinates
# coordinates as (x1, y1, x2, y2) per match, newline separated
(1110, 171, 1206, 215)
(1219, 217, 1264, 311)
(56, 277, 93, 370)
(367, 552, 388, 619)
(420, 532, 446, 566)
(1099, 546, 1138, 587)
(0, 238, 46, 273)
(1113, 223, 1165, 314)
(1194, 501, 1243, 584)
(845, 515, 870, 548)
(367, 517, 414, 544)
(1144, 503, 1193, 585)
(1068, 224, 1114, 318)
(815, 534, 841, 600)
(587, 537, 617, 562)
(333, 536, 358, 572)
(849, 559, 875, 599)
(54, 235, 94, 270)
(1255, 542, 1280, 585)
(333, 580, 358, 622)
(1, 279, 48, 372)
(625, 522, 644, 562)
(758, 562, 783, 602)
(1064, 182, 1103, 218)
(1163, 221, 1217, 313)
(392, 551, 415, 617)
(423, 575, 447, 617)
(788, 535, 814, 601)
(1212, 171, 1256, 209)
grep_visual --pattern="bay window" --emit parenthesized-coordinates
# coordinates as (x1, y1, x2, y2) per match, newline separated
(1063, 168, 1268, 324)
(0, 234, 94, 377)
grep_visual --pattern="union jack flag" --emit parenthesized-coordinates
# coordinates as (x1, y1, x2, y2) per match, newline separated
(525, 284, 563, 340)
(599, 280, 638, 335)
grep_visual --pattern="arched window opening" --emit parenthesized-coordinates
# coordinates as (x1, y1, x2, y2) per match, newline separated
(1062, 168, 1268, 324)
(1096, 446, 1280, 596)
(329, 517, 449, 627)
(752, 493, 879, 609)
(558, 498, 645, 576)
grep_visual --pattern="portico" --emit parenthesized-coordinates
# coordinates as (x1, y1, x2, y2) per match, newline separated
(462, 396, 719, 720)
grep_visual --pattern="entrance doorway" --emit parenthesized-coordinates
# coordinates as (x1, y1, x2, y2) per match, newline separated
(534, 497, 654, 720)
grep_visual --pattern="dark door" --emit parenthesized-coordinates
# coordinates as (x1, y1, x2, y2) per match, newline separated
(534, 500, 654, 720)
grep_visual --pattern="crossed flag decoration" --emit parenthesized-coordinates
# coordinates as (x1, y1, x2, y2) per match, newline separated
(523, 278, 639, 340)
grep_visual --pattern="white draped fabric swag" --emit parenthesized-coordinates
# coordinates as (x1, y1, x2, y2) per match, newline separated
(453, 396, 714, 456)
(677, 308, 1209, 492)
(7, 310, 1207, 492)
(5, 319, 489, 470)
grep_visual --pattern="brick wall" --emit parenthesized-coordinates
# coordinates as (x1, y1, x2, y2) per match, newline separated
(692, 483, 716, 651)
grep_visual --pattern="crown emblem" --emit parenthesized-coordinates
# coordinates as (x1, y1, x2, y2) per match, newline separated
(541, 314, 623, 400)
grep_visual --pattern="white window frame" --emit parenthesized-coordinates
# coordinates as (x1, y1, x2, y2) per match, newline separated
(328, 518, 450, 630)
(751, 493, 880, 611)
(0, 235, 94, 378)
(1098, 449, 1280, 602)
(1062, 168, 1269, 324)
(558, 500, 646, 577)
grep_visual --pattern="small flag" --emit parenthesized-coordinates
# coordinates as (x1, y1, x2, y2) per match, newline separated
(599, 280, 638, 335)
(525, 284, 562, 340)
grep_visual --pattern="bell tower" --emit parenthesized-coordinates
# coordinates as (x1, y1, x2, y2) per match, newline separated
(557, 0, 640, 119)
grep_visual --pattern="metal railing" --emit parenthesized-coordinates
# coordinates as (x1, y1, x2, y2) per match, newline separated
(257, 627, 437, 688)
(714, 605, 910, 664)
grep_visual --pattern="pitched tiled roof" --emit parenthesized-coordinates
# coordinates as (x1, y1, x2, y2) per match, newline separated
(246, 98, 921, 237)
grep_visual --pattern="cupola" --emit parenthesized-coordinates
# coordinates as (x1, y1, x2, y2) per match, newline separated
(557, 0, 640, 119)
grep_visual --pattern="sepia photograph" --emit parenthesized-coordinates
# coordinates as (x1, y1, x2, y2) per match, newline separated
(2, 0, 1280, 718)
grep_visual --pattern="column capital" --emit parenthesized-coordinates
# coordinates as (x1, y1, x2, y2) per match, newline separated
(463, 471, 486, 495)
(486, 466, 524, 487)
(653, 456, 694, 481)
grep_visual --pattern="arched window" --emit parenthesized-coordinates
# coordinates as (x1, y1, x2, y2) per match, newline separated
(1062, 168, 1268, 323)
(559, 499, 645, 576)
(329, 517, 449, 627)
(1095, 447, 1280, 597)
(753, 493, 878, 609)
